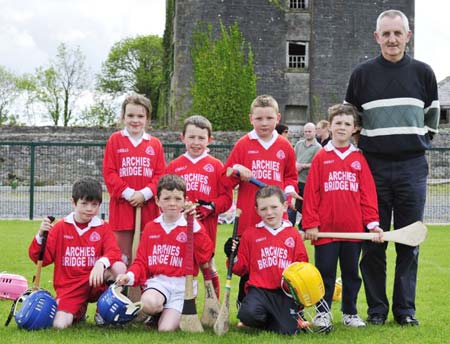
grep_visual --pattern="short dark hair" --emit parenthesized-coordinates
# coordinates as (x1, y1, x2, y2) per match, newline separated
(327, 104, 359, 126)
(72, 177, 103, 204)
(275, 123, 289, 135)
(255, 185, 286, 206)
(157, 174, 186, 198)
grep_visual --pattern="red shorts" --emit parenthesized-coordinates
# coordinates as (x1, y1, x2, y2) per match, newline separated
(56, 282, 107, 321)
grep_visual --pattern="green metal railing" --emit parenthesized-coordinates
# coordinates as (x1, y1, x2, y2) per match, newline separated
(0, 142, 449, 223)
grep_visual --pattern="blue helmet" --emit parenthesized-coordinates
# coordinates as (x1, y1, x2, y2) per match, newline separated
(96, 284, 143, 325)
(14, 289, 57, 330)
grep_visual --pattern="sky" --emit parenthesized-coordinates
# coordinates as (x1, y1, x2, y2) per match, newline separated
(0, 0, 448, 83)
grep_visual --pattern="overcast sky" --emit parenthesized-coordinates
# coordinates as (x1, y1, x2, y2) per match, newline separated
(0, 0, 448, 82)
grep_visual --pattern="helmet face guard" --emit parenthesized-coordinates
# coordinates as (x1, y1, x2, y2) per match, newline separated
(0, 273, 28, 301)
(13, 289, 57, 330)
(96, 284, 143, 325)
(281, 262, 331, 333)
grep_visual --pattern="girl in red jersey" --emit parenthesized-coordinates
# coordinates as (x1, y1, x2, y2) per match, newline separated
(116, 174, 213, 332)
(303, 104, 383, 330)
(103, 94, 166, 266)
(228, 185, 308, 335)
(29, 177, 126, 329)
(166, 115, 232, 299)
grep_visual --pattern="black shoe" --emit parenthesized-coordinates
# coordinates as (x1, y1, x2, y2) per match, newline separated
(395, 315, 419, 326)
(367, 314, 386, 325)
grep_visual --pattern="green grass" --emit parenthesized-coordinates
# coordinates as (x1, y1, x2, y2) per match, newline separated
(1, 221, 449, 343)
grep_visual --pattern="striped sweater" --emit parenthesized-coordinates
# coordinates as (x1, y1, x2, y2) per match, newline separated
(345, 54, 439, 159)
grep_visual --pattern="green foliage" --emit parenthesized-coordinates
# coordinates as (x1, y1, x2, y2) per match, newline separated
(190, 21, 256, 131)
(0, 66, 21, 126)
(97, 35, 163, 119)
(78, 97, 118, 127)
(157, 0, 175, 127)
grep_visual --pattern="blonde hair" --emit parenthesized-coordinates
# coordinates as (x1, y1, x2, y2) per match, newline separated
(250, 95, 279, 114)
(183, 115, 212, 137)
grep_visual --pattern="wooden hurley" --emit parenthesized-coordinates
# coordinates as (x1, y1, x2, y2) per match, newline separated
(214, 209, 241, 336)
(316, 221, 427, 247)
(179, 213, 204, 332)
(128, 207, 142, 302)
(201, 278, 220, 327)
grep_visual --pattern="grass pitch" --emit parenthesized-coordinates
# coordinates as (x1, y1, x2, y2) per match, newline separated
(0, 220, 449, 343)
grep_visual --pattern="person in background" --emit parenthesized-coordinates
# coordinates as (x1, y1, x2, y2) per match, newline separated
(316, 120, 331, 147)
(275, 123, 290, 138)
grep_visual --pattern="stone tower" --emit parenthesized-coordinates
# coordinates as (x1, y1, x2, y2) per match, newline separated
(169, 0, 414, 132)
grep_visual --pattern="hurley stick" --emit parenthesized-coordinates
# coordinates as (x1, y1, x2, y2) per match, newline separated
(179, 212, 204, 332)
(201, 271, 220, 327)
(128, 207, 142, 302)
(213, 209, 241, 336)
(226, 167, 266, 188)
(32, 216, 55, 291)
(316, 221, 427, 247)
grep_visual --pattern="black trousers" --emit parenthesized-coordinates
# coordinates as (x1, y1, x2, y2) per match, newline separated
(361, 154, 427, 318)
(238, 286, 299, 335)
(315, 241, 362, 315)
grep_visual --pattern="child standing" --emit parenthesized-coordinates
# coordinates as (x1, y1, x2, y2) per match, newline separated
(228, 185, 308, 335)
(115, 174, 213, 332)
(29, 177, 126, 329)
(103, 94, 166, 265)
(166, 115, 232, 299)
(222, 94, 299, 304)
(302, 104, 383, 330)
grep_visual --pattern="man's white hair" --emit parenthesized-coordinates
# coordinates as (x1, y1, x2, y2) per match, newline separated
(376, 9, 410, 33)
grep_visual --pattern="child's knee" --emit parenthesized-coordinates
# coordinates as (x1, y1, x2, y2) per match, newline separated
(141, 293, 164, 314)
(53, 311, 73, 329)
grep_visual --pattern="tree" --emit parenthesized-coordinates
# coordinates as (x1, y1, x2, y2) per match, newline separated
(0, 66, 21, 125)
(30, 43, 89, 126)
(78, 92, 119, 127)
(97, 35, 163, 118)
(190, 21, 256, 131)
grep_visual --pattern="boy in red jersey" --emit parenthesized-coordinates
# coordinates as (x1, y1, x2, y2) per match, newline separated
(166, 115, 232, 299)
(29, 177, 126, 329)
(103, 94, 166, 266)
(116, 174, 213, 332)
(222, 95, 299, 304)
(227, 185, 308, 335)
(303, 104, 383, 330)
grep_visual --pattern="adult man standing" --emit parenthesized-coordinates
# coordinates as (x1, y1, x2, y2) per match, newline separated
(291, 122, 321, 228)
(345, 9, 439, 326)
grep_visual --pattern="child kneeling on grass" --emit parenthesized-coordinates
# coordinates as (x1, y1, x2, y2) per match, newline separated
(29, 177, 127, 329)
(115, 174, 213, 332)
(226, 185, 309, 335)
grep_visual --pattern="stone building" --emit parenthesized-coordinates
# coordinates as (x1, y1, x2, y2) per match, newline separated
(438, 76, 450, 127)
(168, 0, 414, 132)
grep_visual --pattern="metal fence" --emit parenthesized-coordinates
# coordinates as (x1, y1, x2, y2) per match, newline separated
(0, 142, 449, 223)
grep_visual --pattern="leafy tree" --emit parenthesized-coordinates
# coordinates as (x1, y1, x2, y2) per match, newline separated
(0, 66, 21, 125)
(97, 35, 163, 118)
(78, 93, 119, 127)
(29, 43, 89, 126)
(190, 21, 256, 131)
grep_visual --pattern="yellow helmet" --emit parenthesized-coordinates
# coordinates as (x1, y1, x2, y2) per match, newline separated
(333, 277, 342, 301)
(281, 262, 325, 307)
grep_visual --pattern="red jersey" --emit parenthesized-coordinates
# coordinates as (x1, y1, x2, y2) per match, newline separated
(166, 153, 232, 245)
(127, 215, 213, 286)
(103, 130, 166, 231)
(302, 142, 379, 245)
(223, 131, 298, 236)
(28, 214, 122, 298)
(232, 221, 308, 290)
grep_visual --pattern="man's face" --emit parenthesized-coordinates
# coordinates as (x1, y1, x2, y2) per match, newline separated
(374, 15, 412, 63)
(303, 124, 316, 141)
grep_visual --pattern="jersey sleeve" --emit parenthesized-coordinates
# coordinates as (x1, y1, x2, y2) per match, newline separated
(231, 232, 250, 277)
(99, 223, 123, 265)
(28, 220, 61, 267)
(359, 155, 380, 226)
(301, 152, 322, 229)
(283, 142, 300, 192)
(193, 225, 214, 265)
(144, 138, 166, 196)
(103, 134, 128, 199)
(424, 67, 440, 133)
(127, 227, 153, 286)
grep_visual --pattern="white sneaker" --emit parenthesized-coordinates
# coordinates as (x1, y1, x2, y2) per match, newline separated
(342, 314, 366, 327)
(313, 312, 333, 333)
